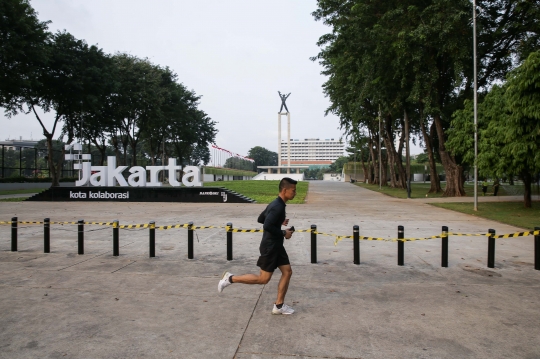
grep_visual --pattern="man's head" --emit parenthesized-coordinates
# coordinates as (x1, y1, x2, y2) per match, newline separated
(279, 177, 297, 202)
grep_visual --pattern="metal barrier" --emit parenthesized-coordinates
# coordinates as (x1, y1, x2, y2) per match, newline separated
(2, 218, 539, 270)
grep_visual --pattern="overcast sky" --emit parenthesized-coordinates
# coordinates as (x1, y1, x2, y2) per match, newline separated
(2, 0, 423, 156)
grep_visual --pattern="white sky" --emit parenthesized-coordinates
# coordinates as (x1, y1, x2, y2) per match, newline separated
(1, 0, 423, 156)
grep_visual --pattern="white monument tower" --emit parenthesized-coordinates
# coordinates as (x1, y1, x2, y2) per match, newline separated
(277, 91, 291, 174)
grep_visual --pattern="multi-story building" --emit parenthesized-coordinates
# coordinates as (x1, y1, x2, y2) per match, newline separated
(0, 138, 39, 150)
(280, 138, 345, 167)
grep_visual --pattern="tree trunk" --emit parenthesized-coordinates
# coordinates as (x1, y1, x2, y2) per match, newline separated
(381, 150, 388, 186)
(44, 134, 60, 187)
(131, 140, 138, 166)
(368, 137, 379, 185)
(360, 150, 368, 183)
(433, 114, 465, 196)
(522, 172, 532, 208)
(384, 135, 397, 187)
(385, 114, 406, 189)
(111, 134, 121, 166)
(404, 109, 411, 197)
(419, 113, 442, 194)
(396, 118, 407, 189)
(99, 147, 106, 166)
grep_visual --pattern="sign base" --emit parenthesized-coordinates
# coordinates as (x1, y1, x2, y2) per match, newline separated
(26, 187, 255, 203)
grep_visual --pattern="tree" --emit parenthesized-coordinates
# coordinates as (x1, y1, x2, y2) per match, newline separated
(247, 146, 278, 169)
(328, 156, 350, 173)
(449, 50, 540, 207)
(0, 0, 49, 108)
(312, 0, 540, 196)
(4, 30, 114, 186)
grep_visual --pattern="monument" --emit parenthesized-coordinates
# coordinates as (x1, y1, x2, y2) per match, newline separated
(277, 91, 291, 172)
(254, 92, 307, 180)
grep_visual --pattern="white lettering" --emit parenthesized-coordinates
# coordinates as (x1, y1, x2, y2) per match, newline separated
(75, 162, 91, 186)
(68, 148, 203, 188)
(146, 166, 164, 187)
(182, 166, 202, 187)
(107, 157, 128, 186)
(69, 191, 87, 199)
(89, 166, 108, 186)
(167, 158, 182, 186)
(128, 166, 147, 187)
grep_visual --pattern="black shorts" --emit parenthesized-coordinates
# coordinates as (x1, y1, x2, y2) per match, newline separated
(256, 244, 290, 273)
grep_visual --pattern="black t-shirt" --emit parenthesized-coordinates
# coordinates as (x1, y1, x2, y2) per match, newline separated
(257, 196, 286, 248)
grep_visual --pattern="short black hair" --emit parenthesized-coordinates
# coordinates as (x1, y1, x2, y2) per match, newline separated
(279, 177, 298, 192)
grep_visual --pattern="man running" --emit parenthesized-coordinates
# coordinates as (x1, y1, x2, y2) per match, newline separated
(218, 177, 297, 315)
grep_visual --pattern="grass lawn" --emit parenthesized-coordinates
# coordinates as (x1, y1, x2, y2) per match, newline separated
(355, 181, 529, 199)
(0, 198, 26, 202)
(430, 202, 540, 230)
(203, 180, 308, 204)
(0, 189, 44, 196)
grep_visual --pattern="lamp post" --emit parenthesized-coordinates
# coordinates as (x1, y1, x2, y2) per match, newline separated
(379, 105, 382, 190)
(473, 0, 478, 211)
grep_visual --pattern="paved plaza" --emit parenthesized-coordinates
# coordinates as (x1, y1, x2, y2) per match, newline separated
(1, 181, 539, 359)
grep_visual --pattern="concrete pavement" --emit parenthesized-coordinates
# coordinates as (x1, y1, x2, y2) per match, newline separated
(1, 181, 539, 359)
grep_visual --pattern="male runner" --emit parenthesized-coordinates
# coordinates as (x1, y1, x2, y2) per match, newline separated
(218, 177, 297, 315)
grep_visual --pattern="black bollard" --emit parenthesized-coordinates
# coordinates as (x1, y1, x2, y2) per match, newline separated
(188, 221, 194, 259)
(226, 222, 233, 261)
(44, 218, 50, 253)
(113, 220, 119, 256)
(353, 225, 360, 265)
(398, 225, 404, 266)
(11, 217, 17, 252)
(311, 224, 317, 264)
(149, 221, 155, 258)
(441, 226, 448, 267)
(487, 229, 495, 268)
(78, 219, 84, 255)
(535, 226, 540, 271)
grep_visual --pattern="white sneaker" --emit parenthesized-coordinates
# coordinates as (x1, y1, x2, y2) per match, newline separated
(272, 303, 294, 315)
(218, 271, 233, 293)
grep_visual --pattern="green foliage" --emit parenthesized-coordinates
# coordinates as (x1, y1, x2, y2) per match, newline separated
(448, 50, 540, 207)
(312, 0, 540, 195)
(1, 0, 217, 183)
(0, 0, 49, 108)
(327, 156, 350, 173)
(224, 157, 254, 171)
(247, 146, 278, 169)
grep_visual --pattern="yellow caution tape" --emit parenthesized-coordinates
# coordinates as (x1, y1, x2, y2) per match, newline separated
(193, 225, 226, 230)
(228, 229, 264, 233)
(119, 224, 150, 229)
(447, 232, 488, 237)
(85, 222, 114, 226)
(158, 224, 190, 230)
(495, 230, 539, 238)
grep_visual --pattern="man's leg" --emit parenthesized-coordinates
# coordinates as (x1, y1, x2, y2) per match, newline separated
(231, 269, 273, 285)
(275, 264, 292, 305)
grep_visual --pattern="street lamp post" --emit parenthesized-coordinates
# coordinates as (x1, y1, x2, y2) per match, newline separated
(473, 0, 478, 211)
(379, 105, 382, 190)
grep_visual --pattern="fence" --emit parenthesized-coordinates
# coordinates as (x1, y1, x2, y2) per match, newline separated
(0, 145, 73, 179)
(3, 218, 539, 271)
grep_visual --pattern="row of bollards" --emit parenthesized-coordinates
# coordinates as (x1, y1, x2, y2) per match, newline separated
(6, 217, 540, 270)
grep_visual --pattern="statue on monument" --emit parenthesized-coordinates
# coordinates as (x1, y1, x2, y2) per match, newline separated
(278, 91, 291, 113)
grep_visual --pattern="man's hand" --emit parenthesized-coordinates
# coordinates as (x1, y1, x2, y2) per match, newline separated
(282, 218, 289, 226)
(285, 228, 293, 239)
